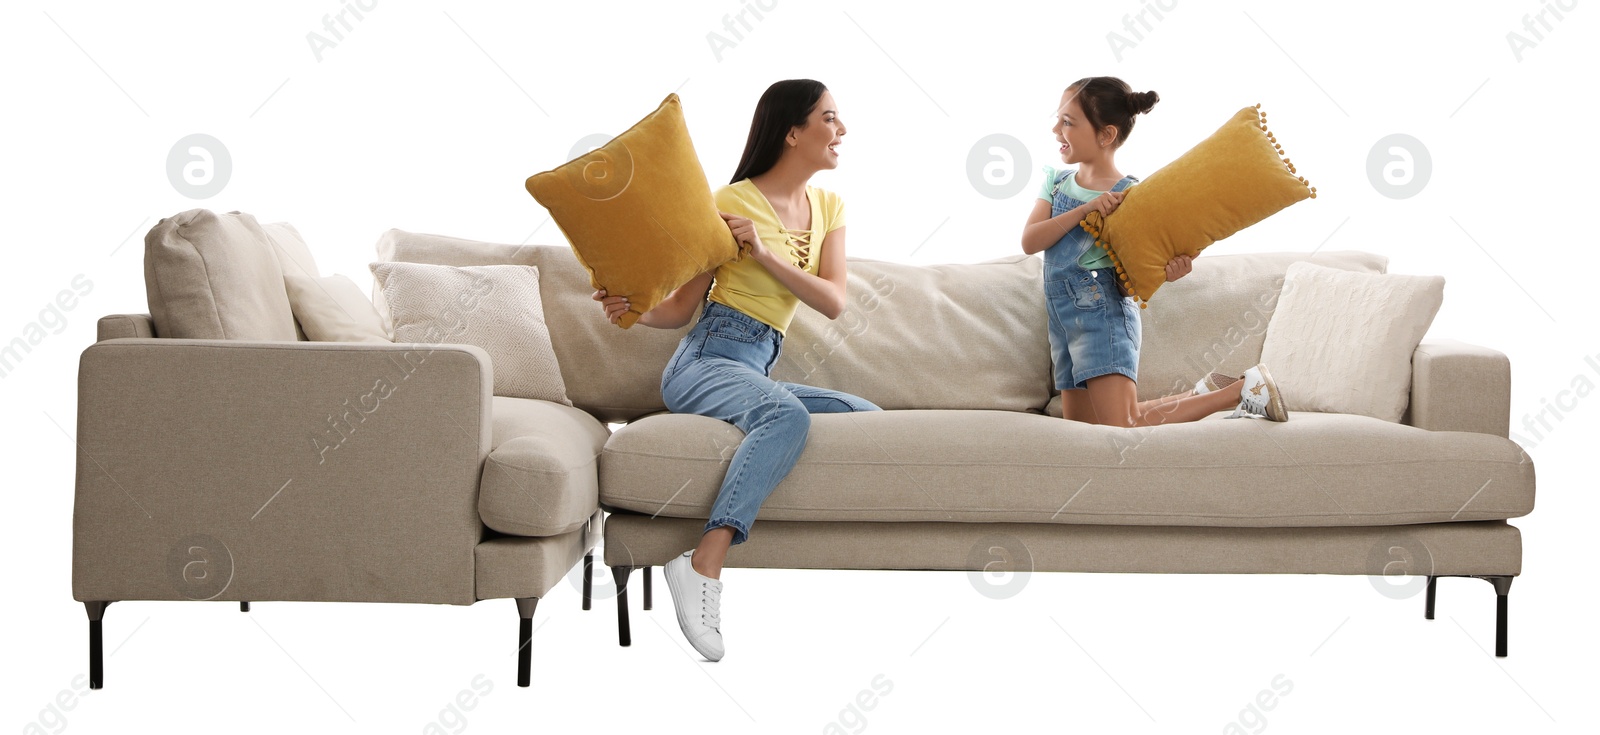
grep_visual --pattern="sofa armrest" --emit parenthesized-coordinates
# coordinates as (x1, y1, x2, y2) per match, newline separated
(1401, 339, 1511, 437)
(97, 314, 155, 341)
(72, 337, 493, 605)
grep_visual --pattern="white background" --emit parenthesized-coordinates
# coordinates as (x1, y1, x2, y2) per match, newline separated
(3, 1, 1596, 732)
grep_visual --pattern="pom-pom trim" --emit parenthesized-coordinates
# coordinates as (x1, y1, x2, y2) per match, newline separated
(1254, 103, 1315, 199)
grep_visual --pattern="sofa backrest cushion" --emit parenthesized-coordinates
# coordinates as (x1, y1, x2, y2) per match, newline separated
(374, 229, 1391, 420)
(373, 230, 691, 423)
(263, 221, 320, 280)
(771, 255, 1054, 412)
(144, 209, 300, 340)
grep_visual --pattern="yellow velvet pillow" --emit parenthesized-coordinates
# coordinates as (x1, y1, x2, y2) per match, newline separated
(525, 93, 738, 328)
(1080, 104, 1316, 308)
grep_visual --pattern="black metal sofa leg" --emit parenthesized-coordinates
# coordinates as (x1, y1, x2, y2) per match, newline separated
(612, 566, 634, 647)
(240, 601, 251, 612)
(85, 601, 111, 690)
(643, 566, 652, 610)
(1422, 575, 1513, 657)
(516, 597, 538, 687)
(1479, 576, 1512, 657)
(582, 552, 594, 611)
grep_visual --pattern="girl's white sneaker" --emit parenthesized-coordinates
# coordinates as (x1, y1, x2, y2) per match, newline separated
(1230, 364, 1289, 422)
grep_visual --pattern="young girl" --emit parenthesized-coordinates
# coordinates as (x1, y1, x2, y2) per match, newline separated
(1020, 76, 1288, 426)
(593, 80, 879, 662)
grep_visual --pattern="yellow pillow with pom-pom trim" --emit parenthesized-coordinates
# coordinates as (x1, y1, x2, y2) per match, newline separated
(525, 93, 739, 329)
(1080, 104, 1316, 308)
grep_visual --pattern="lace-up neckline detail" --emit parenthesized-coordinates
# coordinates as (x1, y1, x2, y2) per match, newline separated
(781, 227, 815, 271)
(704, 179, 842, 336)
(753, 182, 817, 271)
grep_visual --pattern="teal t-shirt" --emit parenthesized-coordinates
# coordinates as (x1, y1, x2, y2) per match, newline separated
(1039, 166, 1115, 269)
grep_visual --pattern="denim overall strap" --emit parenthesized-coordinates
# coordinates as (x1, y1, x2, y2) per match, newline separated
(1045, 171, 1137, 271)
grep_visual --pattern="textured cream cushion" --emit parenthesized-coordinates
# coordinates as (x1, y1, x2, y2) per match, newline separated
(1129, 250, 1387, 401)
(144, 209, 298, 340)
(1260, 261, 1444, 422)
(284, 274, 390, 343)
(370, 261, 572, 405)
(772, 255, 1053, 412)
(372, 230, 695, 422)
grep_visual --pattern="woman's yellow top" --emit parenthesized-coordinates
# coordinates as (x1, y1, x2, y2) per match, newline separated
(706, 178, 846, 334)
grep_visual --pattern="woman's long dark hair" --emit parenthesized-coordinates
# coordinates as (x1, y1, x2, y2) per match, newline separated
(729, 79, 828, 184)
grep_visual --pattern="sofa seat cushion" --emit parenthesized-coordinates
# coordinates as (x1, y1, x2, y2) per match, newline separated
(600, 410, 1534, 528)
(480, 396, 609, 537)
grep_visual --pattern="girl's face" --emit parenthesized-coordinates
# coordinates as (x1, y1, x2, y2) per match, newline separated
(787, 90, 845, 170)
(1053, 87, 1108, 165)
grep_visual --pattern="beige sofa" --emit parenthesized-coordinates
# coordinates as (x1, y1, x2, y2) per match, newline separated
(74, 216, 1534, 692)
(364, 230, 1534, 659)
(72, 211, 604, 690)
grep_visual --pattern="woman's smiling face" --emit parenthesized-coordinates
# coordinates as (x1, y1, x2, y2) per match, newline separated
(789, 90, 845, 170)
(1052, 87, 1102, 165)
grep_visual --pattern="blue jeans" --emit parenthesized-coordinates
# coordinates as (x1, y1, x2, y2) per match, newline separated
(660, 301, 881, 545)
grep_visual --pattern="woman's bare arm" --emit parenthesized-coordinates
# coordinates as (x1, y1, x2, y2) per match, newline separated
(592, 269, 715, 329)
(751, 226, 848, 319)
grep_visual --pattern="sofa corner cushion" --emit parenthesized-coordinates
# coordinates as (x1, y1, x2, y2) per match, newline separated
(144, 208, 299, 340)
(479, 396, 609, 536)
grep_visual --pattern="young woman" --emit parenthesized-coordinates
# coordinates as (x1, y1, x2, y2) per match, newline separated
(592, 80, 879, 661)
(1020, 76, 1289, 427)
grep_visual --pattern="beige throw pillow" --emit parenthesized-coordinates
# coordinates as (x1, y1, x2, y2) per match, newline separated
(283, 274, 390, 343)
(370, 262, 572, 405)
(1259, 262, 1444, 422)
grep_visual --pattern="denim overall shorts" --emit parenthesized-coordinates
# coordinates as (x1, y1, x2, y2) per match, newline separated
(1042, 170, 1143, 391)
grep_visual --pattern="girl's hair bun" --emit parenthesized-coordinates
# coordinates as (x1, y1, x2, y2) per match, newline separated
(1128, 90, 1160, 115)
(1068, 76, 1155, 148)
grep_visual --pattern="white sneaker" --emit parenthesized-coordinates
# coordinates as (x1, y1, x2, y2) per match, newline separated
(663, 550, 725, 661)
(1229, 363, 1289, 422)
